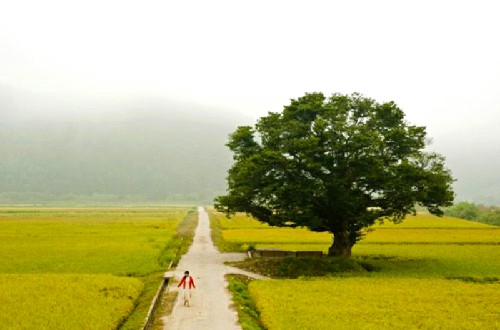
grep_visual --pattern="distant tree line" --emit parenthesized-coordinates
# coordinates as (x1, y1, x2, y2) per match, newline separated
(445, 202, 500, 226)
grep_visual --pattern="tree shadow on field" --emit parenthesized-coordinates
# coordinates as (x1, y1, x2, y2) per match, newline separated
(229, 256, 366, 279)
(355, 255, 442, 276)
(230, 255, 446, 279)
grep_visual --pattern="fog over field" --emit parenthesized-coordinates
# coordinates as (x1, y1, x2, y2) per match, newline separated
(0, 87, 248, 203)
(1, 1, 499, 205)
(1, 85, 499, 205)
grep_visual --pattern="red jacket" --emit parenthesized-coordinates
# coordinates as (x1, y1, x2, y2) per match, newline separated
(178, 275, 196, 289)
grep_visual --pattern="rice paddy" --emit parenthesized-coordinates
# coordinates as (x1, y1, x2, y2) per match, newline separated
(0, 274, 143, 330)
(249, 278, 500, 330)
(0, 207, 191, 329)
(214, 211, 500, 329)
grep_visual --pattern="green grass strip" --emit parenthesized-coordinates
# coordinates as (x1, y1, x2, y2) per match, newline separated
(227, 275, 267, 330)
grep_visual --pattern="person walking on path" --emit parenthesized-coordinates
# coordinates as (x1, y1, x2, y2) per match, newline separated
(177, 270, 196, 306)
(163, 207, 267, 330)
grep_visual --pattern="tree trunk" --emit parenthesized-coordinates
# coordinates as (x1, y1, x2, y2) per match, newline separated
(328, 231, 352, 257)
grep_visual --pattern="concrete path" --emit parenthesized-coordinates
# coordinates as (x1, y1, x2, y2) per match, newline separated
(162, 207, 266, 330)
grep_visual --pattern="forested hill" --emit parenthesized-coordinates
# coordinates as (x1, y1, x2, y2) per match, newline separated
(0, 88, 247, 204)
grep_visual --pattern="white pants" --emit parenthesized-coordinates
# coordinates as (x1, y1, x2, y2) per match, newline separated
(181, 288, 191, 303)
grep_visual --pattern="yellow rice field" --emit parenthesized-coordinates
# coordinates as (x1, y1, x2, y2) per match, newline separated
(0, 208, 186, 275)
(250, 278, 500, 330)
(364, 227, 499, 243)
(219, 213, 499, 246)
(215, 211, 500, 329)
(0, 274, 143, 330)
(213, 211, 270, 229)
(373, 214, 492, 228)
(0, 207, 191, 329)
(223, 228, 330, 244)
(222, 226, 499, 245)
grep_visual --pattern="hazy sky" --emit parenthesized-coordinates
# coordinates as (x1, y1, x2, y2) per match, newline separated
(1, 0, 500, 202)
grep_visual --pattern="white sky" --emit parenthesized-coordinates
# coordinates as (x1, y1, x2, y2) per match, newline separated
(1, 1, 499, 149)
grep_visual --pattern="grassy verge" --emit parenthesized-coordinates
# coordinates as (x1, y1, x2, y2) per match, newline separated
(119, 208, 198, 330)
(161, 208, 199, 267)
(150, 289, 178, 330)
(227, 275, 267, 330)
(119, 272, 165, 330)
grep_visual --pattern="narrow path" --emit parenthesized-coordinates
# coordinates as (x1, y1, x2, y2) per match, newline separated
(162, 207, 265, 330)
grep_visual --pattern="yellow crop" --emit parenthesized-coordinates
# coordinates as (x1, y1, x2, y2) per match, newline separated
(211, 211, 270, 229)
(0, 207, 190, 329)
(250, 278, 500, 330)
(222, 228, 330, 243)
(354, 244, 500, 277)
(219, 213, 499, 245)
(215, 211, 500, 329)
(374, 213, 492, 228)
(213, 212, 492, 230)
(0, 274, 143, 330)
(0, 208, 186, 275)
(364, 228, 499, 243)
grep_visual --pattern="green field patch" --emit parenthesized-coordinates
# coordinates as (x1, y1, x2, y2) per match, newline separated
(0, 208, 186, 275)
(0, 274, 143, 330)
(227, 275, 266, 330)
(249, 278, 500, 330)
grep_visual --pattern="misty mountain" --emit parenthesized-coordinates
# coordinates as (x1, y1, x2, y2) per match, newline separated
(0, 86, 247, 204)
(1, 85, 499, 206)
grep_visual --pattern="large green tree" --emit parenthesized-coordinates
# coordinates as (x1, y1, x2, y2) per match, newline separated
(215, 93, 454, 256)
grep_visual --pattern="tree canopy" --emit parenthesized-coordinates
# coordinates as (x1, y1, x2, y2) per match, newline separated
(215, 92, 455, 256)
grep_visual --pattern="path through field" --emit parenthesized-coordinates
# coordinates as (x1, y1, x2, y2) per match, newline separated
(163, 207, 266, 330)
